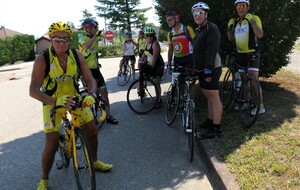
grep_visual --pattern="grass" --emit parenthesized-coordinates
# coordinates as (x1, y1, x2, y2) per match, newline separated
(195, 69, 300, 190)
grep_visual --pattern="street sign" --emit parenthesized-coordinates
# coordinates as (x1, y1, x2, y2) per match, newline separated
(104, 30, 114, 41)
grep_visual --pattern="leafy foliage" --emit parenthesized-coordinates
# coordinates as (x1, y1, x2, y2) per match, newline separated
(154, 0, 300, 77)
(95, 0, 151, 33)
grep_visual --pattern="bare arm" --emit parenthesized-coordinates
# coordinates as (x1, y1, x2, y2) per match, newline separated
(76, 50, 97, 94)
(151, 42, 160, 66)
(29, 54, 56, 106)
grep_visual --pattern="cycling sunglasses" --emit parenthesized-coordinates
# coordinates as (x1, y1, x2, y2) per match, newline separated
(193, 11, 206, 17)
(52, 36, 71, 43)
(236, 4, 247, 10)
(146, 34, 154, 37)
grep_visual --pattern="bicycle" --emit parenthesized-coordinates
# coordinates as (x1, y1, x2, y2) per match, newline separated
(52, 96, 96, 190)
(221, 51, 261, 127)
(79, 76, 107, 130)
(117, 56, 132, 86)
(126, 64, 159, 114)
(181, 73, 199, 162)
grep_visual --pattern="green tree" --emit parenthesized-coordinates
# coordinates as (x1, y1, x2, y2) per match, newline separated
(155, 0, 300, 77)
(95, 0, 151, 33)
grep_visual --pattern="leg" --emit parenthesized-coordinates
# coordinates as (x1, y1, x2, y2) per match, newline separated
(99, 87, 118, 124)
(41, 132, 60, 179)
(82, 120, 98, 162)
(202, 89, 223, 125)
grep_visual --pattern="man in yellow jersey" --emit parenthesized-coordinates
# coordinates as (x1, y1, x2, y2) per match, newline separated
(30, 21, 112, 190)
(227, 0, 265, 115)
(137, 30, 147, 58)
(165, 10, 195, 74)
(79, 18, 118, 124)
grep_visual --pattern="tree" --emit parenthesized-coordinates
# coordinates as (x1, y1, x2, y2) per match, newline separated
(155, 0, 300, 77)
(95, 0, 151, 33)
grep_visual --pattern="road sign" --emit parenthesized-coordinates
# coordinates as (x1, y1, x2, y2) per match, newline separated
(104, 30, 114, 41)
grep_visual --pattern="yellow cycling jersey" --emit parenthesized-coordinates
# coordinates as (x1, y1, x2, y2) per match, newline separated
(78, 34, 103, 69)
(41, 48, 80, 98)
(234, 15, 263, 53)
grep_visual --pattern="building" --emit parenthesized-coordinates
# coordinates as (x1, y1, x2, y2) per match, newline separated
(35, 35, 50, 55)
(0, 26, 22, 40)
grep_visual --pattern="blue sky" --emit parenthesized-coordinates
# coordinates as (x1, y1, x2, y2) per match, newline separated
(0, 0, 159, 38)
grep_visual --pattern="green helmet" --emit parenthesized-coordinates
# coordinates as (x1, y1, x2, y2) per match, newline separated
(144, 26, 156, 35)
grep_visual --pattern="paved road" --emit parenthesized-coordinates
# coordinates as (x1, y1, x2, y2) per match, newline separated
(0, 55, 213, 189)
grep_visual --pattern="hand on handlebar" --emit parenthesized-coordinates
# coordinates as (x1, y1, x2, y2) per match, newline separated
(56, 95, 76, 109)
(82, 95, 95, 108)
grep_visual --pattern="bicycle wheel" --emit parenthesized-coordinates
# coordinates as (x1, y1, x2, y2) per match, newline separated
(127, 78, 159, 114)
(221, 68, 234, 110)
(238, 76, 261, 127)
(73, 128, 96, 190)
(117, 64, 131, 86)
(185, 100, 195, 162)
(57, 130, 70, 169)
(165, 83, 180, 125)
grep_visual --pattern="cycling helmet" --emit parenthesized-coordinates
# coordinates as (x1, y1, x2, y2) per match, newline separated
(165, 10, 181, 19)
(48, 21, 72, 35)
(191, 2, 210, 14)
(139, 30, 144, 35)
(235, 0, 250, 5)
(144, 26, 156, 35)
(81, 18, 98, 29)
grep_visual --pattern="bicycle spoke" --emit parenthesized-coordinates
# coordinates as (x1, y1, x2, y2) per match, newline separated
(165, 84, 180, 125)
(187, 100, 195, 162)
(222, 68, 234, 110)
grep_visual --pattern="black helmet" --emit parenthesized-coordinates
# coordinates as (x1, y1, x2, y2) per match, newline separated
(81, 18, 98, 28)
(139, 30, 144, 35)
(165, 10, 181, 19)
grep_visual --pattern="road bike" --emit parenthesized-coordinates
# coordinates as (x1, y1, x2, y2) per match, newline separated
(126, 64, 159, 114)
(52, 97, 96, 190)
(221, 51, 261, 127)
(117, 56, 132, 86)
(79, 76, 107, 130)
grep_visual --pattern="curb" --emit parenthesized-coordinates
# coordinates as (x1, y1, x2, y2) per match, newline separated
(196, 139, 240, 190)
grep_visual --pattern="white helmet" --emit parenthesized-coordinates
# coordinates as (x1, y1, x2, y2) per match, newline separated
(191, 2, 210, 14)
(235, 0, 250, 5)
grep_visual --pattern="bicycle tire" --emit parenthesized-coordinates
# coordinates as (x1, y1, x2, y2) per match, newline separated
(73, 128, 96, 190)
(117, 63, 131, 86)
(186, 100, 195, 162)
(221, 68, 234, 110)
(238, 76, 261, 127)
(127, 78, 159, 114)
(57, 132, 70, 168)
(165, 83, 180, 125)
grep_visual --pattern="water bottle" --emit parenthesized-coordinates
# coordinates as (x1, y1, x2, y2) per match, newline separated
(235, 72, 242, 91)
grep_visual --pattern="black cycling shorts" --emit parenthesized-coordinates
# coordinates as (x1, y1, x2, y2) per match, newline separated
(199, 67, 222, 90)
(90, 68, 106, 89)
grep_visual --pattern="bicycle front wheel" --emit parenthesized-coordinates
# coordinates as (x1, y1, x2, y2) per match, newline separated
(117, 64, 131, 86)
(165, 83, 180, 125)
(186, 100, 195, 162)
(238, 76, 261, 127)
(73, 128, 96, 190)
(221, 68, 234, 110)
(127, 78, 159, 114)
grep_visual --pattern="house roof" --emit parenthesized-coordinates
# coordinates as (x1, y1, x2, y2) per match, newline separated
(35, 35, 50, 42)
(0, 27, 23, 39)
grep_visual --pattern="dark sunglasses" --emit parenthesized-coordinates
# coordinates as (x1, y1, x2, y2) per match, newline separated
(146, 34, 154, 37)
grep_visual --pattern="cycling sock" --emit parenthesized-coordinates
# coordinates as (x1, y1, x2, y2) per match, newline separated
(213, 123, 221, 130)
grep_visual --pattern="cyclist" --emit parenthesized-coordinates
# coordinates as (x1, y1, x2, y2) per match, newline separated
(191, 2, 223, 139)
(121, 31, 138, 80)
(137, 30, 147, 58)
(139, 26, 164, 108)
(227, 0, 265, 115)
(29, 21, 113, 190)
(79, 18, 118, 124)
(165, 10, 195, 74)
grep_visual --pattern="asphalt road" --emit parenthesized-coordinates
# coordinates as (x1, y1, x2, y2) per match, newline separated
(0, 55, 213, 190)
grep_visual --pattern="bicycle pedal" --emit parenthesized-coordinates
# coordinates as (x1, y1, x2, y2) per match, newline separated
(76, 143, 82, 150)
(56, 160, 63, 170)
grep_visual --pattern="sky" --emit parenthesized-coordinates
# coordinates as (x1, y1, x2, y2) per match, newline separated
(0, 0, 159, 39)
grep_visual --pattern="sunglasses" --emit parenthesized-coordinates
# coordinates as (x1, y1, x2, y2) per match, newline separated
(193, 11, 206, 17)
(146, 34, 154, 37)
(52, 36, 71, 43)
(236, 4, 247, 10)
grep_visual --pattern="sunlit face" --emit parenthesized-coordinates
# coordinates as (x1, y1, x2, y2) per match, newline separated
(50, 31, 70, 53)
(193, 8, 207, 25)
(236, 3, 249, 17)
